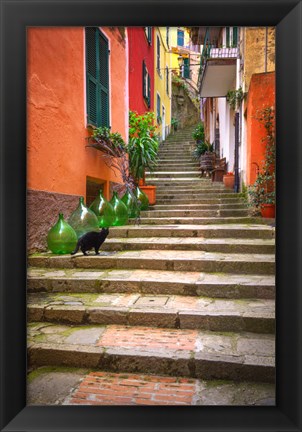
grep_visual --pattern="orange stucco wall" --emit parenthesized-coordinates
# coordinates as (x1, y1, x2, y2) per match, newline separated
(27, 27, 128, 199)
(246, 72, 275, 185)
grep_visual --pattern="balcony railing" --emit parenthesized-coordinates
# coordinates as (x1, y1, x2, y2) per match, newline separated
(198, 45, 238, 89)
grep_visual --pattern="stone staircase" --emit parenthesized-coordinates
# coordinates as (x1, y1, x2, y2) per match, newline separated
(27, 125, 275, 406)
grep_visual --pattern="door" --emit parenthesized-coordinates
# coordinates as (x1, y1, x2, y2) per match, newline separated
(162, 105, 166, 141)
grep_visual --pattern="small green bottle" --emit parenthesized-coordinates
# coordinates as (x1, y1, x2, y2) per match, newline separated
(135, 186, 149, 210)
(47, 213, 77, 254)
(90, 190, 115, 227)
(110, 191, 129, 226)
(121, 189, 138, 218)
(68, 197, 99, 238)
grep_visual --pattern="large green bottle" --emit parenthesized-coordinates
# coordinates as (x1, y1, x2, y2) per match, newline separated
(135, 186, 149, 210)
(89, 190, 115, 227)
(121, 189, 138, 219)
(47, 213, 77, 254)
(68, 197, 99, 238)
(110, 191, 129, 226)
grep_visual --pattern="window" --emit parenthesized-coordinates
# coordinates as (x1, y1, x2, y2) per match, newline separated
(166, 27, 169, 48)
(232, 27, 238, 47)
(177, 29, 184, 46)
(166, 66, 169, 95)
(157, 35, 161, 73)
(144, 27, 152, 44)
(143, 61, 151, 108)
(85, 27, 110, 127)
(183, 57, 190, 79)
(157, 93, 161, 122)
(226, 27, 230, 47)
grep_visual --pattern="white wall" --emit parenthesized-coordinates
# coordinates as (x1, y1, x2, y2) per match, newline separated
(217, 98, 235, 172)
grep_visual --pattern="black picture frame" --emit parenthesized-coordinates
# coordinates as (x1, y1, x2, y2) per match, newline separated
(1, 0, 301, 431)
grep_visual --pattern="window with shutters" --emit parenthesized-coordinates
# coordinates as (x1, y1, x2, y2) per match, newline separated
(226, 27, 230, 47)
(144, 27, 152, 44)
(166, 66, 169, 95)
(142, 61, 151, 108)
(85, 27, 110, 127)
(166, 27, 169, 48)
(177, 29, 184, 47)
(157, 93, 161, 123)
(232, 27, 238, 47)
(156, 35, 161, 76)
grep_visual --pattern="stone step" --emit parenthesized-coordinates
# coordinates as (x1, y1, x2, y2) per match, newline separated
(103, 237, 274, 253)
(28, 268, 275, 299)
(28, 323, 275, 382)
(27, 366, 275, 406)
(152, 203, 246, 210)
(108, 224, 275, 239)
(133, 217, 264, 225)
(156, 190, 236, 197)
(140, 209, 249, 218)
(155, 167, 199, 172)
(28, 292, 275, 334)
(149, 178, 211, 184)
(155, 198, 245, 205)
(157, 158, 195, 163)
(28, 250, 275, 274)
(146, 172, 201, 178)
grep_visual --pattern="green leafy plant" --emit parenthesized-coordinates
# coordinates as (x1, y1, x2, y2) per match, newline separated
(128, 111, 159, 183)
(226, 87, 244, 110)
(87, 126, 126, 157)
(248, 107, 275, 208)
(192, 123, 205, 142)
(192, 140, 213, 160)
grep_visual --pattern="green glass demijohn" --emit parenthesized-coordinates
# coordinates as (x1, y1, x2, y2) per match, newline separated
(68, 196, 99, 238)
(89, 190, 115, 228)
(135, 186, 149, 210)
(47, 213, 77, 254)
(110, 191, 129, 226)
(121, 189, 138, 219)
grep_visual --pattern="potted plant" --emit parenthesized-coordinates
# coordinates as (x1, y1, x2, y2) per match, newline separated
(248, 107, 275, 218)
(192, 123, 205, 144)
(223, 172, 235, 189)
(128, 111, 159, 205)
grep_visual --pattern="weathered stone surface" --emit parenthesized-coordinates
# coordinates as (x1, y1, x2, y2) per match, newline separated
(27, 129, 275, 401)
(28, 268, 275, 299)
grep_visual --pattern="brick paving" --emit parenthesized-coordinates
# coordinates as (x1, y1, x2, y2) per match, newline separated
(97, 326, 198, 351)
(67, 371, 196, 405)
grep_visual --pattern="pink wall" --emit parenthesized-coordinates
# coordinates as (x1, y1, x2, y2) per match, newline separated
(128, 27, 154, 114)
(27, 27, 128, 199)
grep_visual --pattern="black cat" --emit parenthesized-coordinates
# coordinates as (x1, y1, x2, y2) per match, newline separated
(71, 228, 109, 256)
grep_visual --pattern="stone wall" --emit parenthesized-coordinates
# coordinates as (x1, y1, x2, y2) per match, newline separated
(27, 189, 81, 253)
(243, 27, 275, 92)
(172, 83, 200, 130)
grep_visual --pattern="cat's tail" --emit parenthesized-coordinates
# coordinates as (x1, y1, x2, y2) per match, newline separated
(71, 240, 80, 255)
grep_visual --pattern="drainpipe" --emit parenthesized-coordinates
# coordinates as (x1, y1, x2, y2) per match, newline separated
(264, 27, 268, 72)
(234, 28, 241, 193)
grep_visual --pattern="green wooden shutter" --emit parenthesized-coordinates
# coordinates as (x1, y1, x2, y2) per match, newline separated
(86, 27, 109, 127)
(232, 27, 238, 47)
(226, 27, 230, 47)
(142, 61, 146, 98)
(147, 73, 151, 107)
(86, 28, 98, 126)
(98, 31, 110, 127)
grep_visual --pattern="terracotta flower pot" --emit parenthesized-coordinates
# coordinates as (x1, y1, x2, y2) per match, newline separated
(140, 185, 156, 205)
(260, 204, 275, 218)
(223, 174, 235, 189)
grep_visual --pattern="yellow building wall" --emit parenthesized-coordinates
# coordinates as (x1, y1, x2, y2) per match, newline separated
(169, 27, 191, 73)
(242, 27, 275, 92)
(154, 27, 172, 139)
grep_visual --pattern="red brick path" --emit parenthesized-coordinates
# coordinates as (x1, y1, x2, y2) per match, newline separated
(69, 371, 197, 405)
(97, 325, 198, 351)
